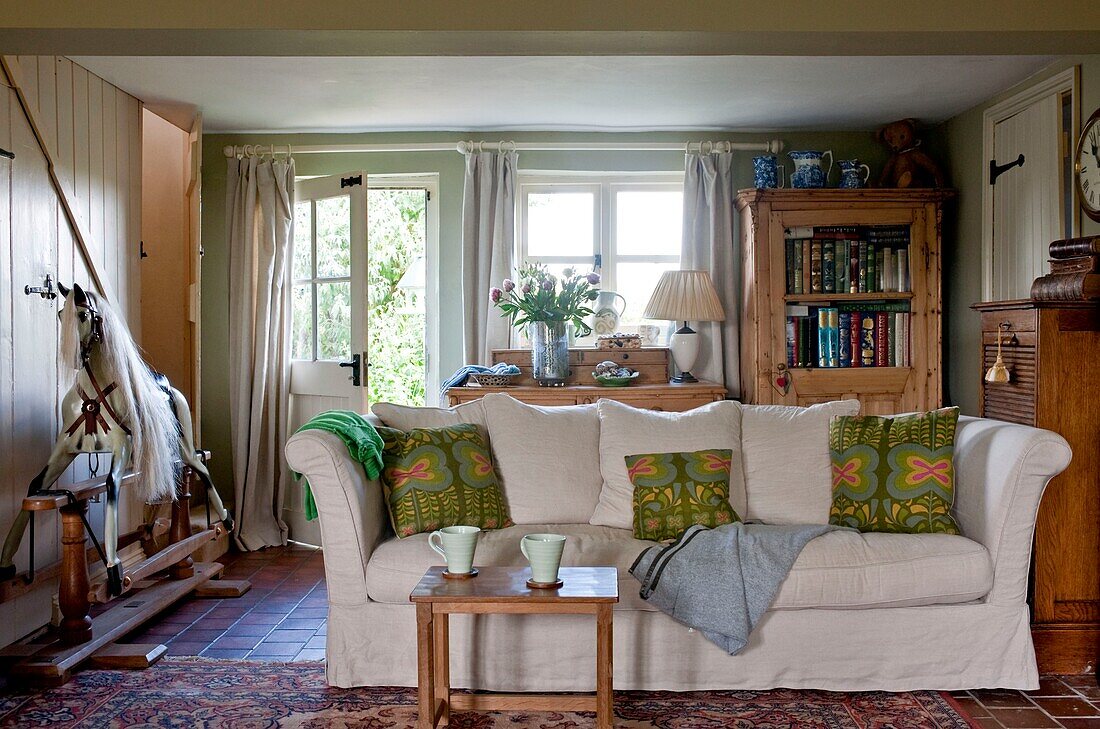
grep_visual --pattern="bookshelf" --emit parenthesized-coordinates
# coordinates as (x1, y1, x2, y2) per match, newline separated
(735, 189, 955, 415)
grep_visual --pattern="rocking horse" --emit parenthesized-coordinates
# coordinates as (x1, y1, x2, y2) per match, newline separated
(0, 282, 233, 597)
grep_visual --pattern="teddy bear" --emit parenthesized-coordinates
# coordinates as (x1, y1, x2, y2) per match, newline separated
(876, 119, 945, 188)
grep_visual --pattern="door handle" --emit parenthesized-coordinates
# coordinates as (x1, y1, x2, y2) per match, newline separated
(339, 353, 362, 386)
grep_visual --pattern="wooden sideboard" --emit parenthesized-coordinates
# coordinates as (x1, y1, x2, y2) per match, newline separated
(445, 381, 727, 412)
(973, 299, 1100, 675)
(490, 347, 670, 386)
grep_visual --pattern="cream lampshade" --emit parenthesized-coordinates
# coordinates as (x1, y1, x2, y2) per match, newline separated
(643, 270, 725, 383)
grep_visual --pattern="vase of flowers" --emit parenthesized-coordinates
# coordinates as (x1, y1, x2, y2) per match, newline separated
(490, 264, 600, 387)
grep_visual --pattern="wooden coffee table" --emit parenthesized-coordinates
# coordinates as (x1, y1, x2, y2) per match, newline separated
(409, 565, 619, 729)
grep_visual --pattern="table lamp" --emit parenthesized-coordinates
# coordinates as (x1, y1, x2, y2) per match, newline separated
(643, 270, 725, 383)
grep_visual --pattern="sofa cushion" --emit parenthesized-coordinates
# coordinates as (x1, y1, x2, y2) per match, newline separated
(627, 450, 740, 541)
(829, 407, 962, 534)
(741, 400, 861, 525)
(772, 530, 991, 609)
(366, 523, 658, 611)
(376, 423, 512, 537)
(590, 399, 746, 530)
(481, 394, 602, 524)
(364, 525, 992, 611)
(372, 399, 488, 434)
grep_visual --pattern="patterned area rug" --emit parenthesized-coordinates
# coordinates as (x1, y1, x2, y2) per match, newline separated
(1, 658, 977, 728)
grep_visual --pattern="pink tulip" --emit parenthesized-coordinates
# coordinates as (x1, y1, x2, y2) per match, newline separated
(586, 272, 601, 285)
(489, 287, 503, 303)
(502, 278, 515, 292)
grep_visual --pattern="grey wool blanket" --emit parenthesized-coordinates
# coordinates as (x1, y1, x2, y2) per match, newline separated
(630, 522, 839, 654)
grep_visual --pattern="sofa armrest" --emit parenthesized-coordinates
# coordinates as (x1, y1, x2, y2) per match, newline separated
(952, 416, 1071, 606)
(285, 428, 390, 606)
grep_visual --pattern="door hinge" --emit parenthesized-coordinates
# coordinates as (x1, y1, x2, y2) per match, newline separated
(341, 175, 363, 189)
(425, 190, 431, 201)
(140, 240, 148, 259)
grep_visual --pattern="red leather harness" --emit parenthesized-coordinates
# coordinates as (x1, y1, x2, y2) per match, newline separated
(66, 365, 132, 438)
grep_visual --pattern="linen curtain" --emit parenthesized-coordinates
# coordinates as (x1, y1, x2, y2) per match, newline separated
(461, 149, 519, 366)
(681, 151, 740, 396)
(227, 155, 296, 550)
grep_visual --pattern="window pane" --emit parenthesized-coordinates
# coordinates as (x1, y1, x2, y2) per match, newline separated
(615, 261, 679, 327)
(527, 192, 595, 257)
(293, 200, 312, 281)
(316, 195, 352, 278)
(291, 284, 313, 360)
(368, 188, 427, 406)
(316, 281, 351, 360)
(615, 190, 683, 256)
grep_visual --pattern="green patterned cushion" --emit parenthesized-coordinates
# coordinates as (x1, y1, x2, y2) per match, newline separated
(626, 449, 741, 541)
(376, 423, 512, 538)
(828, 407, 961, 534)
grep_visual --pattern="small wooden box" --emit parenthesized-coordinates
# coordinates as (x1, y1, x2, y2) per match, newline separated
(490, 347, 669, 386)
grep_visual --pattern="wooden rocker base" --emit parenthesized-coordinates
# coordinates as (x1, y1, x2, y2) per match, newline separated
(6, 562, 225, 685)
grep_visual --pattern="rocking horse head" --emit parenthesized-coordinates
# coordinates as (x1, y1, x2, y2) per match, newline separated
(57, 282, 180, 504)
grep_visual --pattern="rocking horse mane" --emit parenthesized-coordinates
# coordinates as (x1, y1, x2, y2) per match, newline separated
(60, 290, 179, 503)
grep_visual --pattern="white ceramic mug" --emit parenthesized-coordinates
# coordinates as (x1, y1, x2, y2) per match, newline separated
(520, 533, 567, 584)
(429, 526, 480, 574)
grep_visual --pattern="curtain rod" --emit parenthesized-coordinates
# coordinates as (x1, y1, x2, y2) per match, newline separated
(224, 139, 783, 157)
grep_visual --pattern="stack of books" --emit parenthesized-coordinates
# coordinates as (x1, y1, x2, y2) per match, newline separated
(786, 303, 911, 368)
(785, 225, 911, 295)
(1030, 235, 1099, 301)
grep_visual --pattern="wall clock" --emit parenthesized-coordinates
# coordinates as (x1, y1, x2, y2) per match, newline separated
(1075, 105, 1100, 223)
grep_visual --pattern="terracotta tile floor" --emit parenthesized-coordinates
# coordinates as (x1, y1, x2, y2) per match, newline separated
(121, 543, 327, 662)
(127, 545, 1100, 727)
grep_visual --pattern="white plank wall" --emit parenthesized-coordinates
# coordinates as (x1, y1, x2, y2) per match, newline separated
(0, 56, 143, 647)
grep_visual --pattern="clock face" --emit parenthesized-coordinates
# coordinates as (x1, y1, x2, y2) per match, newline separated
(1077, 111, 1100, 221)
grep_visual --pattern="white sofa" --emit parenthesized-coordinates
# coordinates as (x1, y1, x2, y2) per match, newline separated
(284, 394, 1072, 692)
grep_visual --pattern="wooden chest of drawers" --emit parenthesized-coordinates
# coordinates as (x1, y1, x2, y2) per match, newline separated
(490, 347, 670, 387)
(445, 381, 727, 412)
(973, 300, 1100, 674)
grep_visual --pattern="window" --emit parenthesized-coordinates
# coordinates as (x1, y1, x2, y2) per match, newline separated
(518, 173, 683, 342)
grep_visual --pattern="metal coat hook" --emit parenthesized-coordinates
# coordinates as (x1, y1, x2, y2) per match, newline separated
(989, 154, 1025, 185)
(0, 147, 13, 160)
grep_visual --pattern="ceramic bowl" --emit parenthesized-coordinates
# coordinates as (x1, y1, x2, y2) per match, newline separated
(593, 372, 640, 387)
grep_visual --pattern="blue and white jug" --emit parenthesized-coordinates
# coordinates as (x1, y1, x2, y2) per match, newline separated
(788, 150, 833, 189)
(837, 159, 871, 189)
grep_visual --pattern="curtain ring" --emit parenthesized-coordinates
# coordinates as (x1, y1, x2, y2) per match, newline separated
(501, 140, 517, 154)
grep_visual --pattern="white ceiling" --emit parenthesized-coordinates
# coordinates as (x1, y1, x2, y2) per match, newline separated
(73, 55, 1055, 133)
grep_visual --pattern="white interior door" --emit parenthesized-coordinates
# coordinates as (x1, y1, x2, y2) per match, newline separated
(286, 172, 368, 544)
(990, 94, 1064, 300)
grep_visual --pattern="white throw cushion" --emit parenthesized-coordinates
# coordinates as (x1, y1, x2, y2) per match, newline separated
(371, 399, 488, 434)
(589, 399, 746, 530)
(482, 394, 602, 524)
(740, 399, 861, 525)
(363, 525, 992, 611)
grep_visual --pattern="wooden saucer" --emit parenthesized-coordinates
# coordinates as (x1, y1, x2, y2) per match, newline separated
(526, 577, 564, 589)
(442, 568, 478, 580)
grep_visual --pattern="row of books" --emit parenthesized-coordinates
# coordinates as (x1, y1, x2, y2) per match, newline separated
(786, 303, 912, 368)
(784, 225, 911, 295)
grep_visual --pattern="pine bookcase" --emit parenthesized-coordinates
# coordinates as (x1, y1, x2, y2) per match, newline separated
(734, 188, 955, 415)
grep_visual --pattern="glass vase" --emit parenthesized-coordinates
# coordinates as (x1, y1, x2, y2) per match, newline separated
(529, 321, 570, 387)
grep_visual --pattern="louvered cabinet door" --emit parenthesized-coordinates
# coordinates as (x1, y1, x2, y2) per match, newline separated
(979, 308, 1037, 425)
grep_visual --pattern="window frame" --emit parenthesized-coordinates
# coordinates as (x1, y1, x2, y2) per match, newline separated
(516, 171, 685, 329)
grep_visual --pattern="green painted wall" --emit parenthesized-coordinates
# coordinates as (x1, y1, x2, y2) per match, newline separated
(200, 129, 888, 498)
(932, 56, 1100, 416)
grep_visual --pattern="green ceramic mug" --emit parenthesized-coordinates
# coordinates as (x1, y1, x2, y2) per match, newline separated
(520, 533, 567, 584)
(429, 525, 480, 574)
